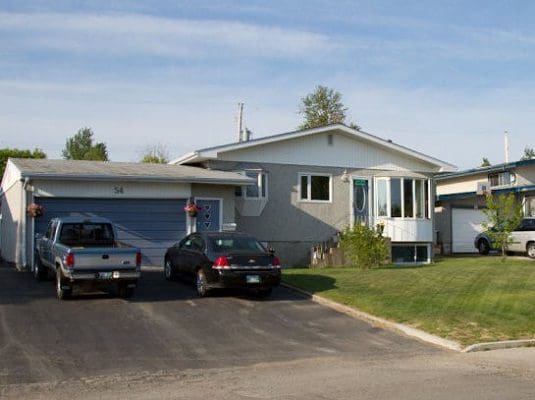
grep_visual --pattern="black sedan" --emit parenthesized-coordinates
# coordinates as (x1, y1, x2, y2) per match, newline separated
(164, 232, 281, 297)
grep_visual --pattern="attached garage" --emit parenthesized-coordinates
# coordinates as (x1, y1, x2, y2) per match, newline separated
(34, 198, 187, 266)
(451, 208, 486, 253)
(0, 158, 252, 269)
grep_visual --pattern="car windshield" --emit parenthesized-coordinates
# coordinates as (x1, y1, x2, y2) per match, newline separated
(209, 236, 266, 253)
(59, 223, 115, 247)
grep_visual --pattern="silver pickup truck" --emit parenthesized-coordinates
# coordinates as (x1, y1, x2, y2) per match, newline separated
(35, 216, 142, 299)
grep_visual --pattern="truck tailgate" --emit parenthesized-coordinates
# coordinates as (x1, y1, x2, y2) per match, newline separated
(71, 247, 138, 270)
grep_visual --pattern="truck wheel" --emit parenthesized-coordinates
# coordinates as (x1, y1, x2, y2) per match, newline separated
(56, 269, 72, 300)
(118, 283, 134, 299)
(527, 242, 535, 259)
(196, 269, 210, 297)
(34, 258, 47, 281)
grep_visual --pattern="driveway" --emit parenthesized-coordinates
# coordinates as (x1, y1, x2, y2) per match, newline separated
(1, 263, 534, 399)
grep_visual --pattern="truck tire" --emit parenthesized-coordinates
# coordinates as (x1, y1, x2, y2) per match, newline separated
(477, 239, 490, 255)
(527, 242, 535, 259)
(56, 269, 72, 300)
(118, 283, 134, 299)
(34, 258, 47, 281)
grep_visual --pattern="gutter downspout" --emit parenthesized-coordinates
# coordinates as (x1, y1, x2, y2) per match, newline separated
(20, 177, 30, 270)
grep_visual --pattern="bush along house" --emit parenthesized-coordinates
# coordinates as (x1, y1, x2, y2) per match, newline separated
(171, 124, 456, 266)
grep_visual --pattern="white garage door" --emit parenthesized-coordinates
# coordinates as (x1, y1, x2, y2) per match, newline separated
(452, 208, 486, 253)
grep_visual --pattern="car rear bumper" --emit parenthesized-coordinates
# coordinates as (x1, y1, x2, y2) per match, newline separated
(210, 269, 281, 289)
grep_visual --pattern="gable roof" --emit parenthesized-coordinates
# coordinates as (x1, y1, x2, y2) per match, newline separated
(170, 124, 457, 172)
(2, 158, 253, 189)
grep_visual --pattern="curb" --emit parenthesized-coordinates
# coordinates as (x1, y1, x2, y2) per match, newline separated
(281, 282, 535, 353)
(280, 282, 462, 352)
(463, 339, 535, 353)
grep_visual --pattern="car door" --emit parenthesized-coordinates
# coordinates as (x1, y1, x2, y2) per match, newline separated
(182, 234, 208, 278)
(40, 221, 56, 267)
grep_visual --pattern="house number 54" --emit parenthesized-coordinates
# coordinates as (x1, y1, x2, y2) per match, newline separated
(113, 186, 124, 194)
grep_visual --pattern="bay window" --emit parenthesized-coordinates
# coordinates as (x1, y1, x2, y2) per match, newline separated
(375, 177, 431, 219)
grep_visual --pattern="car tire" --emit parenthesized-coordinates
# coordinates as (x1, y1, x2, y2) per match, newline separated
(196, 269, 210, 297)
(478, 239, 490, 255)
(34, 258, 47, 281)
(527, 242, 535, 259)
(56, 268, 72, 300)
(164, 259, 177, 281)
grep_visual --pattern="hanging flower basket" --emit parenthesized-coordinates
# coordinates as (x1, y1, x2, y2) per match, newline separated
(184, 202, 202, 218)
(27, 203, 44, 218)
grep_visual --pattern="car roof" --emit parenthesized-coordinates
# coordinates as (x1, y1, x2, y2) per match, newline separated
(51, 216, 113, 224)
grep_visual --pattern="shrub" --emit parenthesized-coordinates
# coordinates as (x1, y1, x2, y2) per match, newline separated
(340, 223, 389, 269)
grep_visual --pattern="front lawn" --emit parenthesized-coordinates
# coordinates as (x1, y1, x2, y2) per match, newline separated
(283, 257, 535, 345)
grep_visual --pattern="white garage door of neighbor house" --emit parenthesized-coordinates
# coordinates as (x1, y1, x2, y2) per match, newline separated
(452, 208, 486, 253)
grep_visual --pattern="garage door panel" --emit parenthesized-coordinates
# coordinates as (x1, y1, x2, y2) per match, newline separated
(34, 198, 188, 266)
(452, 208, 486, 253)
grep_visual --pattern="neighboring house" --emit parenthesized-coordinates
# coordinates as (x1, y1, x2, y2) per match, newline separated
(172, 124, 456, 266)
(435, 159, 535, 254)
(0, 159, 252, 269)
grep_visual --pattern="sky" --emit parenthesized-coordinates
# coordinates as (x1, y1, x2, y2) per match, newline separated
(1, 0, 535, 169)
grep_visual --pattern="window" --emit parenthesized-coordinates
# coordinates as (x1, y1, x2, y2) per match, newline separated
(235, 170, 268, 199)
(300, 173, 331, 202)
(391, 178, 402, 217)
(392, 245, 429, 263)
(180, 234, 205, 252)
(526, 197, 535, 217)
(375, 177, 430, 219)
(489, 171, 511, 187)
(377, 179, 388, 216)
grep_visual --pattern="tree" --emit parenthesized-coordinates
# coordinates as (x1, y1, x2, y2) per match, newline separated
(520, 146, 535, 161)
(62, 127, 108, 161)
(0, 148, 46, 178)
(482, 193, 523, 257)
(299, 85, 349, 130)
(140, 143, 169, 164)
(481, 157, 491, 167)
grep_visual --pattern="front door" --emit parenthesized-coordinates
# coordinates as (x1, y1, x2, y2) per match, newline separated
(353, 179, 369, 225)
(195, 199, 221, 232)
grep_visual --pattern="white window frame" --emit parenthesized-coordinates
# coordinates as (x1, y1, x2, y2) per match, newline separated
(236, 169, 268, 200)
(298, 172, 333, 203)
(374, 177, 431, 219)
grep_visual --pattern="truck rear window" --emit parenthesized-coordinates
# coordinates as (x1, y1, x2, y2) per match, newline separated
(59, 223, 115, 247)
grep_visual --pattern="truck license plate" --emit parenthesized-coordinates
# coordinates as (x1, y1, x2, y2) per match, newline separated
(98, 272, 112, 279)
(246, 275, 260, 284)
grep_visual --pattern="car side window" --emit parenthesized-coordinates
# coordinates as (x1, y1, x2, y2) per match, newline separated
(45, 221, 56, 239)
(180, 238, 194, 250)
(526, 219, 535, 231)
(190, 235, 206, 252)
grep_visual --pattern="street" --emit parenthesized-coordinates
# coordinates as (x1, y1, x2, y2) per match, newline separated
(1, 263, 534, 399)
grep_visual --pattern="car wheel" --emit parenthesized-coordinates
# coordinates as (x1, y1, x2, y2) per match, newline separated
(56, 269, 71, 300)
(34, 258, 47, 281)
(478, 239, 490, 255)
(196, 269, 209, 297)
(164, 259, 176, 281)
(527, 242, 535, 259)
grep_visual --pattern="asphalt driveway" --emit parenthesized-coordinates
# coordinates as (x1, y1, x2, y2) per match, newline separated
(0, 263, 436, 386)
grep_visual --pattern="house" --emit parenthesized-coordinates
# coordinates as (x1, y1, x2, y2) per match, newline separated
(0, 159, 253, 269)
(172, 124, 457, 265)
(435, 159, 535, 254)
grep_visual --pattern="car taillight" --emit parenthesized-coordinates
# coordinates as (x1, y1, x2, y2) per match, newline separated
(271, 256, 281, 268)
(136, 252, 142, 267)
(65, 253, 75, 268)
(213, 256, 231, 269)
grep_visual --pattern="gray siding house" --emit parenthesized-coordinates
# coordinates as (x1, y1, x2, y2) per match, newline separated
(172, 124, 456, 266)
(435, 159, 535, 254)
(0, 159, 252, 269)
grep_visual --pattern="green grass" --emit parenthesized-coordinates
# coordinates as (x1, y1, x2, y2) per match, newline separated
(283, 257, 535, 345)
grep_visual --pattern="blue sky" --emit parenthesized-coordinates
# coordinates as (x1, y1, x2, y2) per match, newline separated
(1, 1, 534, 169)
